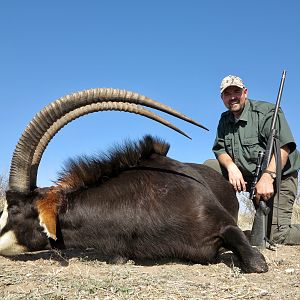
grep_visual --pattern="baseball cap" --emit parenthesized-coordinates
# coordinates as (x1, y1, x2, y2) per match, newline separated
(220, 75, 245, 94)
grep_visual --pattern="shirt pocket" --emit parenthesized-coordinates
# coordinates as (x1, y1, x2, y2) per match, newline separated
(224, 136, 234, 158)
(241, 136, 261, 163)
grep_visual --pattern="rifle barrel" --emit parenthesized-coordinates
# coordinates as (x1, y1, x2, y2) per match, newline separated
(262, 70, 286, 169)
(270, 70, 286, 131)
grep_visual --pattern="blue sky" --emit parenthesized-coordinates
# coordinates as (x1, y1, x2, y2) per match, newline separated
(0, 1, 299, 187)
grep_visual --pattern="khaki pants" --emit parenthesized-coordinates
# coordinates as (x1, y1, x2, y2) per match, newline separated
(203, 159, 300, 245)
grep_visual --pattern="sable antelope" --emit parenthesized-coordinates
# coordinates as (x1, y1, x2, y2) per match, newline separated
(0, 88, 267, 273)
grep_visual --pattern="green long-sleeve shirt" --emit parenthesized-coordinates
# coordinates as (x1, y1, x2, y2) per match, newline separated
(213, 99, 300, 179)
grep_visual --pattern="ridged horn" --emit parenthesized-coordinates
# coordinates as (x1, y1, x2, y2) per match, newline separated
(29, 102, 191, 189)
(9, 88, 208, 194)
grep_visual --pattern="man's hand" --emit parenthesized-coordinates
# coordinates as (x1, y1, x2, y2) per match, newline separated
(227, 162, 247, 192)
(254, 145, 289, 204)
(217, 153, 247, 192)
(255, 172, 274, 204)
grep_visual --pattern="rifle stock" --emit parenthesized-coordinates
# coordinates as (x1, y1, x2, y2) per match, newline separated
(249, 70, 286, 249)
(250, 152, 270, 248)
(250, 201, 270, 247)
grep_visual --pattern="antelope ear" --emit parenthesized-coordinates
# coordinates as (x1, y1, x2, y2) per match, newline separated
(35, 188, 59, 240)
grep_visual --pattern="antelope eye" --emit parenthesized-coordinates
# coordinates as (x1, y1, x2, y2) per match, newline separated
(8, 206, 21, 216)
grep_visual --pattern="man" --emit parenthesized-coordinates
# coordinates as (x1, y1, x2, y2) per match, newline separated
(205, 75, 300, 245)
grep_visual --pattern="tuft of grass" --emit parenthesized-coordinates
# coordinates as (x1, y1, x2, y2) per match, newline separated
(237, 213, 254, 230)
(0, 173, 8, 209)
(292, 202, 300, 224)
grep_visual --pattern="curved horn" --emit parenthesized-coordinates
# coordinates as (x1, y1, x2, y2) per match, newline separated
(29, 102, 191, 189)
(9, 88, 208, 193)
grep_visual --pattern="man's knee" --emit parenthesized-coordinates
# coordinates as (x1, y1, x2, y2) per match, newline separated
(203, 159, 222, 173)
(203, 159, 228, 177)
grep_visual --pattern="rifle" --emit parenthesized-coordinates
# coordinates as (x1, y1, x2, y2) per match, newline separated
(249, 70, 286, 249)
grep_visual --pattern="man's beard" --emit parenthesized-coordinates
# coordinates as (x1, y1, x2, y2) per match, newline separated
(227, 98, 245, 114)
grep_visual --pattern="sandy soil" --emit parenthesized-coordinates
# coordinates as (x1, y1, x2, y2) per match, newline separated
(0, 244, 299, 300)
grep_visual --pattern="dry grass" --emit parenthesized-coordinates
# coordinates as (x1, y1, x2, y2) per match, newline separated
(0, 174, 7, 209)
(292, 203, 300, 224)
(0, 246, 300, 299)
(238, 202, 300, 232)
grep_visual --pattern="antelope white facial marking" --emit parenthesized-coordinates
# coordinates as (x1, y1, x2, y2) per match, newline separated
(0, 230, 27, 256)
(0, 202, 28, 255)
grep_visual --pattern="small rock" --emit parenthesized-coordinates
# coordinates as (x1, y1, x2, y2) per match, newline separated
(257, 289, 269, 296)
(285, 268, 295, 274)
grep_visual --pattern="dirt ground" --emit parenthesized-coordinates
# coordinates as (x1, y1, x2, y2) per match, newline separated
(0, 243, 299, 299)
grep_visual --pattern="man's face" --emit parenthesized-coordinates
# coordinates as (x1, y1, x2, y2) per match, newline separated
(221, 86, 248, 117)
